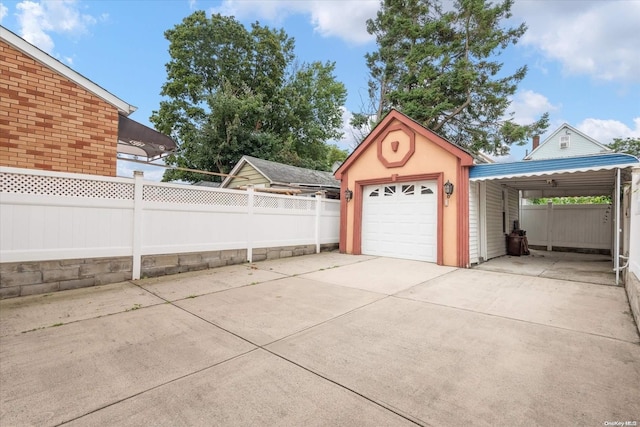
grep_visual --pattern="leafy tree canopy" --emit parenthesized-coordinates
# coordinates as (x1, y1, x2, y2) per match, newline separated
(531, 196, 611, 205)
(151, 11, 347, 182)
(354, 0, 548, 155)
(327, 145, 349, 168)
(608, 137, 640, 158)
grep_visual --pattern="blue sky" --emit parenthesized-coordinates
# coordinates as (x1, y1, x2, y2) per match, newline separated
(1, 0, 639, 180)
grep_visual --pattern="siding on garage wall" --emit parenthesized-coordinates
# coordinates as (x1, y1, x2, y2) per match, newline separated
(485, 181, 506, 260)
(469, 181, 479, 264)
(225, 162, 269, 189)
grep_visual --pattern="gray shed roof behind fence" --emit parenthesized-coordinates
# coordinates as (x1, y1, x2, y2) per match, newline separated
(223, 156, 340, 188)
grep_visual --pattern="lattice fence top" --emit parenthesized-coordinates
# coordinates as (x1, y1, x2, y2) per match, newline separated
(254, 194, 316, 211)
(0, 170, 339, 210)
(143, 184, 249, 206)
(0, 171, 135, 199)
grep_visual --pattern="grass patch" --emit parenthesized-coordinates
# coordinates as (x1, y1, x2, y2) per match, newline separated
(21, 326, 45, 334)
(126, 303, 143, 311)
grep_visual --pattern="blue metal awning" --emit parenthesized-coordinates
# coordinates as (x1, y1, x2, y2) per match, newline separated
(469, 153, 639, 181)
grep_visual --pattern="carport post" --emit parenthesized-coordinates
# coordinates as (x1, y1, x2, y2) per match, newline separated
(615, 168, 621, 285)
(546, 201, 553, 251)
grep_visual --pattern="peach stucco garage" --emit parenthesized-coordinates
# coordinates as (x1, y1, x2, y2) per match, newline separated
(334, 110, 474, 267)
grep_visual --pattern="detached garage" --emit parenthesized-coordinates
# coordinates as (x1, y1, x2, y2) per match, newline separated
(334, 109, 474, 267)
(335, 109, 639, 273)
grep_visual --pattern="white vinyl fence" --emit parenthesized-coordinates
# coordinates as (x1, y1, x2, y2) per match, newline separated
(0, 167, 340, 279)
(520, 202, 612, 251)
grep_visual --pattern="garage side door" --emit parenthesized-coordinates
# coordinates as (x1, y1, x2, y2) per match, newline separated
(362, 180, 437, 262)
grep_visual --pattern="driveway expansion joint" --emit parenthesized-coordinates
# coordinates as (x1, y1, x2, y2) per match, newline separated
(391, 294, 640, 345)
(128, 279, 427, 425)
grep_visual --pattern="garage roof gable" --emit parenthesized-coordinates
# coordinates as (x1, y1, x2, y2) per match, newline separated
(335, 109, 475, 179)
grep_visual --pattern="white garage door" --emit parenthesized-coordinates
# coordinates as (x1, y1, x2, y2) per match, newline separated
(362, 180, 437, 262)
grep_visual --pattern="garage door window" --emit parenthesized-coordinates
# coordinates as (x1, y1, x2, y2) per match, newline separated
(421, 185, 433, 194)
(402, 184, 414, 195)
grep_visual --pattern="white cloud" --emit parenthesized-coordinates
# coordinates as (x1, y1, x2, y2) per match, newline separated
(212, 0, 378, 45)
(331, 106, 376, 152)
(0, 3, 8, 22)
(117, 159, 166, 182)
(508, 89, 558, 125)
(330, 107, 357, 151)
(512, 1, 640, 82)
(576, 117, 640, 145)
(15, 0, 98, 53)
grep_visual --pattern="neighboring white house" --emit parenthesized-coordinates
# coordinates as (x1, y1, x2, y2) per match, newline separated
(524, 123, 611, 160)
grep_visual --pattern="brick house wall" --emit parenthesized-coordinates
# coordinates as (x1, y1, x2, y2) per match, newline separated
(0, 39, 119, 176)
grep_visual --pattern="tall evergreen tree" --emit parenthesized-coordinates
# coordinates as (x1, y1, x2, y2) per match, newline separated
(355, 0, 548, 155)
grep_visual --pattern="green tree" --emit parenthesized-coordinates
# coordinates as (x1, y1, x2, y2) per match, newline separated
(151, 12, 347, 182)
(531, 196, 611, 205)
(326, 145, 349, 168)
(608, 137, 640, 158)
(355, 0, 548, 154)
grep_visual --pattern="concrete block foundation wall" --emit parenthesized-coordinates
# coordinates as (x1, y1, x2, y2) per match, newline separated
(625, 272, 640, 336)
(0, 257, 132, 299)
(0, 244, 338, 299)
(141, 249, 249, 279)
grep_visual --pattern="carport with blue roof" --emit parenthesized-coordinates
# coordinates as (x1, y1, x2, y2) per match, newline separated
(468, 153, 639, 284)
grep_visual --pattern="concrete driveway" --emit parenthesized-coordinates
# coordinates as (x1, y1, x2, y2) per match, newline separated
(1, 252, 638, 426)
(475, 249, 617, 286)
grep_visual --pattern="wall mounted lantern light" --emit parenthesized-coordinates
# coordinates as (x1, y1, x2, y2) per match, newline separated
(443, 180, 454, 206)
(444, 180, 454, 198)
(344, 188, 353, 202)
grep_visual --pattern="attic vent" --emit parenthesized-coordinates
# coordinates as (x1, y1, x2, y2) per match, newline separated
(559, 136, 570, 149)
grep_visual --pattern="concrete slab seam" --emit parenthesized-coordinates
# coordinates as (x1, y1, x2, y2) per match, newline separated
(252, 255, 381, 276)
(261, 289, 390, 347)
(478, 266, 622, 288)
(134, 273, 290, 302)
(127, 280, 428, 426)
(390, 294, 640, 345)
(56, 348, 260, 426)
(258, 346, 428, 427)
(13, 299, 169, 336)
(395, 268, 460, 295)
